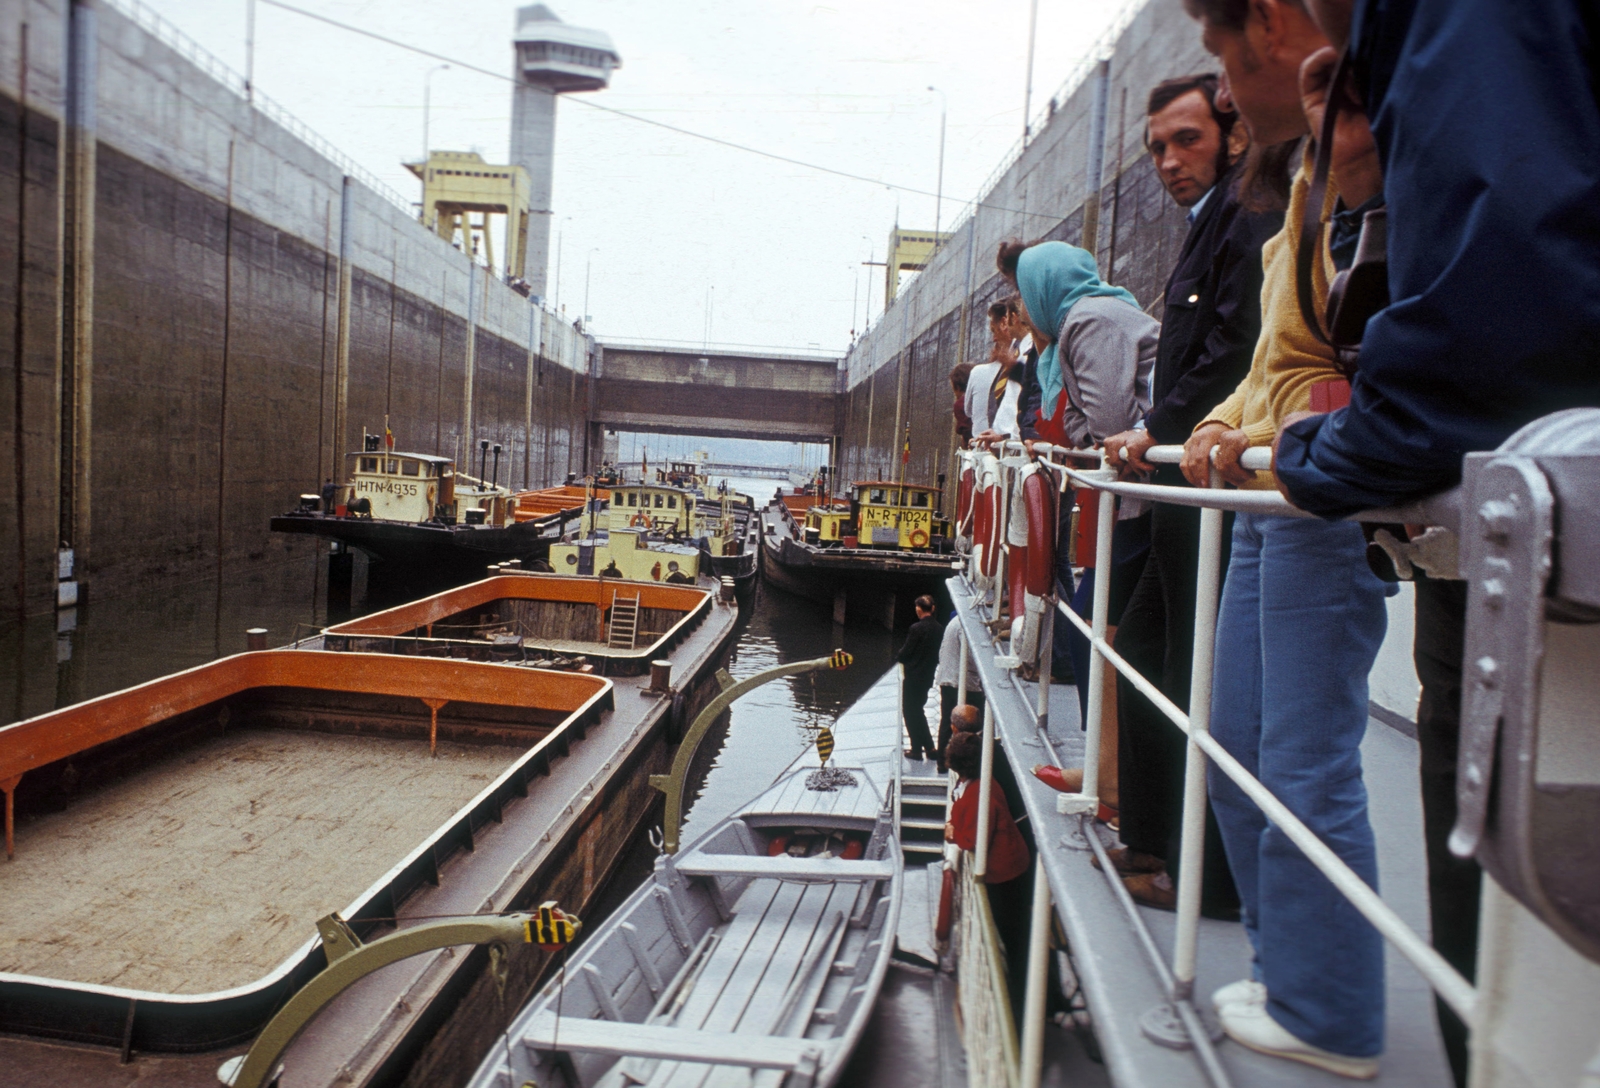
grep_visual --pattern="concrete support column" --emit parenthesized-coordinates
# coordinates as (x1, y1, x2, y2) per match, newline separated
(461, 262, 477, 463)
(332, 176, 353, 474)
(58, 0, 97, 594)
(509, 82, 556, 300)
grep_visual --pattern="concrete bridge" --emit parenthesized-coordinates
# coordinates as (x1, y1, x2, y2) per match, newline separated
(613, 461, 807, 483)
(592, 344, 842, 444)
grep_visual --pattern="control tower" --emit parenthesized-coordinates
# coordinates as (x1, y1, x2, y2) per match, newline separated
(510, 4, 620, 301)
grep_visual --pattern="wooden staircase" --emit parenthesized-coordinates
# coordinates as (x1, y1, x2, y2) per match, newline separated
(607, 594, 641, 651)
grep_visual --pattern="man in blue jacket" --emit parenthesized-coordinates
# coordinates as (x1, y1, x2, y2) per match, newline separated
(1271, 2, 1600, 1083)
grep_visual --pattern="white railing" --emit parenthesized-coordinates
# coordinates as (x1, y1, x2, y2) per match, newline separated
(954, 849, 1022, 1088)
(956, 439, 1474, 1088)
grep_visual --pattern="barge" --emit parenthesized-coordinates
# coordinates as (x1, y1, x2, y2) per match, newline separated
(758, 486, 958, 627)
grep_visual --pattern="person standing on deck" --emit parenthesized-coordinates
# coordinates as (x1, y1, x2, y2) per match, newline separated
(934, 612, 985, 773)
(1183, 0, 1393, 1077)
(1095, 73, 1279, 917)
(1004, 240, 1159, 810)
(1269, 3, 1600, 1082)
(965, 300, 1018, 440)
(897, 595, 943, 762)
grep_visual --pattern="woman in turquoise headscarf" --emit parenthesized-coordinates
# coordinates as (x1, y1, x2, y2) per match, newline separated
(1009, 240, 1159, 811)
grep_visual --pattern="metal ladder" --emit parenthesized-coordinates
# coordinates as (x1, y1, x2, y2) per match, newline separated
(607, 594, 641, 651)
(901, 771, 948, 865)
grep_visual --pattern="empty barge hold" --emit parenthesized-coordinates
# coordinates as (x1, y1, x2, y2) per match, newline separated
(758, 499, 959, 626)
(0, 651, 612, 1051)
(321, 573, 716, 678)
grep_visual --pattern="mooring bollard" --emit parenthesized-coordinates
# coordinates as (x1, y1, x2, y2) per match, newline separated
(246, 628, 268, 652)
(649, 660, 672, 694)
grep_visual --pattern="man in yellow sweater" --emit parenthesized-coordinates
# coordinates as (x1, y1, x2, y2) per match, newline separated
(1178, 0, 1397, 1080)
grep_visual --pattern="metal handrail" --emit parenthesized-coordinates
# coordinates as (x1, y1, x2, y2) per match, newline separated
(953, 443, 1477, 1086)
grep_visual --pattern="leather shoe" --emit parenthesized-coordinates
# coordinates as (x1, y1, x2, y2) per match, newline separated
(1090, 847, 1165, 876)
(1219, 1000, 1378, 1080)
(1123, 871, 1176, 911)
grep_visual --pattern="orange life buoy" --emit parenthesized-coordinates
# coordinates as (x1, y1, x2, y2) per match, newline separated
(631, 511, 649, 528)
(977, 483, 1002, 579)
(1023, 469, 1058, 597)
(910, 528, 929, 549)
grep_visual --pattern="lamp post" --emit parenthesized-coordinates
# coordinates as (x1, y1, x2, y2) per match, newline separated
(554, 216, 573, 313)
(422, 64, 450, 164)
(928, 86, 947, 241)
(584, 248, 598, 327)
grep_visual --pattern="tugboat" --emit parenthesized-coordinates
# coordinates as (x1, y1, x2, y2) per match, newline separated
(270, 431, 591, 577)
(562, 479, 759, 596)
(760, 480, 957, 626)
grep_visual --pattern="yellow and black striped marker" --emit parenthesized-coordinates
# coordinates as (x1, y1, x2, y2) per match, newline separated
(828, 649, 852, 670)
(524, 901, 582, 950)
(816, 726, 835, 764)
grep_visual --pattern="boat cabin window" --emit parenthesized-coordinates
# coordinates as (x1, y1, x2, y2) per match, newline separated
(401, 460, 420, 477)
(911, 490, 931, 508)
(654, 494, 664, 508)
(868, 488, 887, 504)
(667, 496, 677, 509)
(385, 459, 399, 474)
(360, 456, 379, 473)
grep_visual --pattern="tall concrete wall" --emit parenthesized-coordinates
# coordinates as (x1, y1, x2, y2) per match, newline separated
(837, 0, 1211, 490)
(0, 0, 596, 618)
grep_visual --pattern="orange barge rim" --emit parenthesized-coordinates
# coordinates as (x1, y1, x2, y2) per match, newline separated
(0, 650, 613, 1050)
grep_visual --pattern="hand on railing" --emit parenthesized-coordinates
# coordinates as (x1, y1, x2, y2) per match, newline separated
(1103, 428, 1158, 478)
(1183, 424, 1256, 487)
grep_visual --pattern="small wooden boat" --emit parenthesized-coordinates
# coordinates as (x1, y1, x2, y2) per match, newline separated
(465, 668, 905, 1088)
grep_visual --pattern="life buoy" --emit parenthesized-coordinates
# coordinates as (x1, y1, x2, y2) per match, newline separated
(1074, 487, 1101, 568)
(1023, 468, 1058, 597)
(1008, 541, 1028, 617)
(935, 865, 955, 942)
(910, 528, 929, 549)
(631, 511, 649, 528)
(977, 478, 1002, 580)
(956, 466, 975, 533)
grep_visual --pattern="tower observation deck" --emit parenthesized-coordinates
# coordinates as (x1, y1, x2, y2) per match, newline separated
(510, 4, 620, 301)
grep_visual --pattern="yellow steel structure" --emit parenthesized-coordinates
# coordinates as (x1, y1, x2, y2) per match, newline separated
(884, 227, 953, 305)
(406, 151, 532, 280)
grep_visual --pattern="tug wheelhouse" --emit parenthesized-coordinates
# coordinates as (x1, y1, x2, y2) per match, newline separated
(848, 481, 950, 551)
(604, 484, 694, 534)
(341, 451, 454, 523)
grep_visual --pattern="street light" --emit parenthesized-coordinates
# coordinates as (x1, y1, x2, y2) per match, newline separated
(422, 64, 450, 163)
(928, 86, 947, 241)
(554, 216, 574, 313)
(584, 248, 598, 327)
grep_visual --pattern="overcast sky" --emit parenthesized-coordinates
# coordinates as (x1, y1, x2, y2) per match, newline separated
(143, 0, 1133, 352)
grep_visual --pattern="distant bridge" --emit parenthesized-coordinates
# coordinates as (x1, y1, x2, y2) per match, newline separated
(592, 343, 842, 444)
(614, 461, 807, 484)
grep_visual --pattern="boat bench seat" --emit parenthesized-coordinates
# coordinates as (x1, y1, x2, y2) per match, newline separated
(520, 1015, 824, 1069)
(675, 854, 895, 882)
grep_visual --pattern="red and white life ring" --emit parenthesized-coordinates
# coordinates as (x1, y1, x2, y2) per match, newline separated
(955, 465, 976, 534)
(976, 462, 1003, 580)
(1023, 466, 1059, 597)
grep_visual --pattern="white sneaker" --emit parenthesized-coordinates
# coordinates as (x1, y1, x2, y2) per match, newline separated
(1211, 978, 1266, 1012)
(1219, 999, 1379, 1080)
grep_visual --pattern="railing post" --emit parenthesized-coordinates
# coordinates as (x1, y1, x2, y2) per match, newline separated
(957, 624, 970, 706)
(976, 700, 996, 878)
(1171, 473, 1226, 1002)
(1079, 487, 1117, 804)
(1019, 855, 1053, 1087)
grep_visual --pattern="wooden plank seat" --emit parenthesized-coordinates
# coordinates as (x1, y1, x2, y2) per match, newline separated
(674, 854, 895, 881)
(519, 1015, 824, 1070)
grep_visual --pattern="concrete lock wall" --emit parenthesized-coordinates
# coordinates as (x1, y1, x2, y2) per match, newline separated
(0, 0, 596, 618)
(837, 0, 1210, 491)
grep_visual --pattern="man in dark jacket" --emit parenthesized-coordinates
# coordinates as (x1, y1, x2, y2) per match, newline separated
(1269, 2, 1600, 1081)
(897, 595, 943, 761)
(1098, 74, 1282, 915)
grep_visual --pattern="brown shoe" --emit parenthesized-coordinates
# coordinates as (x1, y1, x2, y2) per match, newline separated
(1124, 871, 1177, 912)
(1091, 848, 1166, 876)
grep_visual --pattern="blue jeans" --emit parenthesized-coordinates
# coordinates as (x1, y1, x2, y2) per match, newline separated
(1207, 513, 1391, 1058)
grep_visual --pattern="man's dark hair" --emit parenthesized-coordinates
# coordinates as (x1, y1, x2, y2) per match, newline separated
(996, 240, 1045, 281)
(1181, 0, 1303, 28)
(950, 360, 976, 393)
(947, 731, 983, 779)
(987, 296, 1020, 322)
(914, 594, 935, 614)
(1146, 73, 1237, 145)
